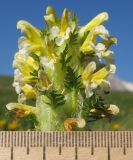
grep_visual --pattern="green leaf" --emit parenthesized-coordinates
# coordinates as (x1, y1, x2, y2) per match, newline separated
(69, 30, 78, 46)
(60, 46, 72, 69)
(64, 66, 81, 90)
(39, 88, 66, 107)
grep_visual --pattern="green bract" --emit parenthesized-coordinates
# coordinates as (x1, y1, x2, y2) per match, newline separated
(6, 6, 119, 131)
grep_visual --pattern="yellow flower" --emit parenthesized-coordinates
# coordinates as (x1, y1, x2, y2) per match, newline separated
(112, 123, 120, 130)
(21, 84, 37, 99)
(60, 9, 69, 35)
(79, 12, 108, 37)
(82, 61, 116, 97)
(64, 118, 86, 131)
(6, 103, 39, 117)
(49, 8, 72, 46)
(44, 6, 58, 26)
(80, 25, 109, 53)
(13, 55, 38, 75)
(17, 20, 45, 56)
(0, 119, 6, 128)
(7, 121, 20, 131)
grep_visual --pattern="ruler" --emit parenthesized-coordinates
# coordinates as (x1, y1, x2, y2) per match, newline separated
(0, 131, 132, 160)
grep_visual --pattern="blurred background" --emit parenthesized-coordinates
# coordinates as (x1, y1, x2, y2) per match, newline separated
(0, 0, 133, 131)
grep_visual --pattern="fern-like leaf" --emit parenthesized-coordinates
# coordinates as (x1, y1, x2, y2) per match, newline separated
(40, 88, 66, 107)
(64, 67, 81, 90)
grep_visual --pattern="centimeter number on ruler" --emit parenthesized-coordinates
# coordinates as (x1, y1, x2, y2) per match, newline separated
(0, 131, 133, 160)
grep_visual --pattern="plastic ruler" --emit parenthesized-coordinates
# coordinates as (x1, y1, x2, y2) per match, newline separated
(0, 131, 133, 160)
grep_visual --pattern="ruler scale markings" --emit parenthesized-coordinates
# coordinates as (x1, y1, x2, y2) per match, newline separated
(126, 131, 129, 148)
(66, 131, 68, 147)
(64, 132, 66, 147)
(17, 131, 19, 147)
(80, 132, 82, 148)
(34, 131, 36, 147)
(14, 132, 16, 147)
(43, 145, 46, 160)
(59, 132, 62, 155)
(8, 131, 10, 147)
(48, 132, 49, 147)
(24, 132, 26, 147)
(69, 131, 71, 147)
(94, 131, 97, 148)
(62, 132, 64, 147)
(75, 146, 78, 160)
(43, 132, 46, 148)
(20, 132, 23, 147)
(81, 132, 83, 148)
(5, 131, 7, 147)
(85, 132, 87, 147)
(11, 146, 13, 160)
(52, 132, 54, 147)
(1, 132, 3, 147)
(46, 132, 48, 147)
(91, 132, 94, 155)
(114, 132, 116, 148)
(37, 131, 39, 147)
(77, 132, 80, 147)
(11, 131, 13, 147)
(104, 132, 106, 147)
(81, 132, 84, 147)
(116, 132, 119, 148)
(75, 132, 78, 160)
(27, 132, 29, 155)
(102, 131, 104, 147)
(30, 131, 32, 147)
(129, 131, 132, 148)
(88, 131, 90, 147)
(120, 132, 122, 148)
(49, 132, 52, 147)
(110, 132, 113, 148)
(107, 132, 111, 160)
(97, 131, 100, 147)
(40, 132, 42, 147)
(73, 131, 75, 147)
(0, 131, 133, 159)
(83, 131, 85, 147)
(123, 131, 126, 155)
(79, 132, 81, 147)
(52, 131, 55, 147)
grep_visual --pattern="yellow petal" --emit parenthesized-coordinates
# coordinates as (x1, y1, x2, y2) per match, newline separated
(17, 20, 41, 42)
(44, 14, 56, 26)
(21, 84, 36, 99)
(91, 64, 116, 84)
(44, 6, 58, 26)
(46, 6, 56, 15)
(61, 9, 69, 34)
(80, 25, 109, 53)
(82, 61, 96, 81)
(14, 56, 38, 77)
(79, 12, 108, 37)
(6, 103, 39, 117)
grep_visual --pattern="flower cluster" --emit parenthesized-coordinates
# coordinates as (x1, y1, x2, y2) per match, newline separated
(6, 6, 119, 131)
